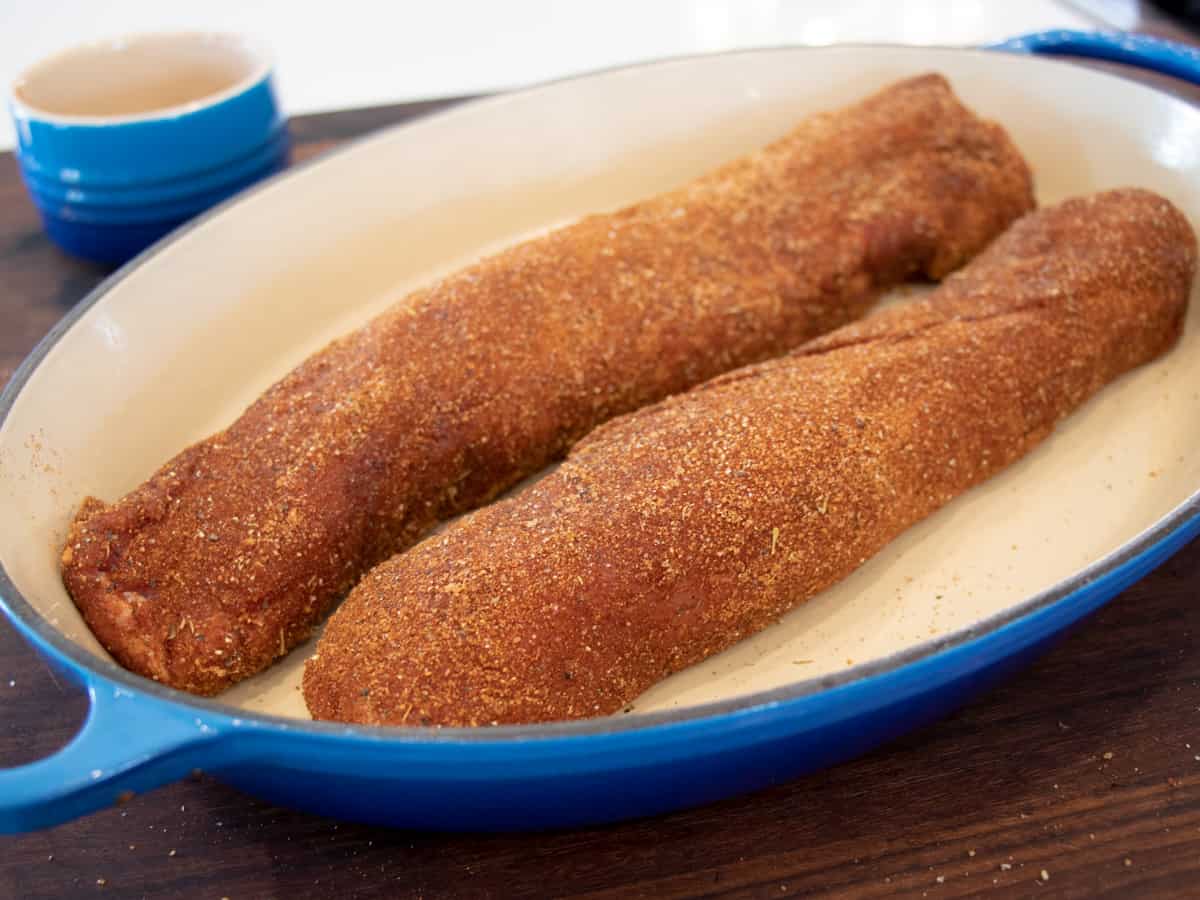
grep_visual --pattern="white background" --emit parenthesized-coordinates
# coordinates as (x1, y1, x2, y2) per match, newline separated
(0, 0, 1124, 150)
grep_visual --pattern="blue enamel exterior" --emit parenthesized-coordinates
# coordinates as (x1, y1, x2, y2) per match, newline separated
(1, 31, 1199, 833)
(18, 126, 290, 209)
(25, 137, 289, 264)
(987, 29, 1200, 77)
(11, 74, 284, 186)
(9, 70, 287, 263)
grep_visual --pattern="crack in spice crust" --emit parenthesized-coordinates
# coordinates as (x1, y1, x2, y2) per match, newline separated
(303, 189, 1196, 727)
(60, 73, 1034, 695)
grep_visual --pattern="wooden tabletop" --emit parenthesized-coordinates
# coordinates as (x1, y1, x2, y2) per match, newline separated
(5, 20, 1200, 900)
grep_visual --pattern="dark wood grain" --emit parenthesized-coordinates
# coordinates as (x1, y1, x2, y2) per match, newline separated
(4, 19, 1200, 900)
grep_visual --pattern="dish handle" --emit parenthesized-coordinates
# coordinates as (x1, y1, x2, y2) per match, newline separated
(0, 676, 220, 832)
(988, 29, 1200, 85)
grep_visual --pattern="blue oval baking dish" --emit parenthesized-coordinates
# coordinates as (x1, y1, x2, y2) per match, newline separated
(1, 31, 1199, 832)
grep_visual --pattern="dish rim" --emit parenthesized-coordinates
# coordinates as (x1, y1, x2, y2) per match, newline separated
(2, 41, 1199, 746)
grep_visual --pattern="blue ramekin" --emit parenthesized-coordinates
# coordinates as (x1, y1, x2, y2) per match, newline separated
(8, 32, 288, 264)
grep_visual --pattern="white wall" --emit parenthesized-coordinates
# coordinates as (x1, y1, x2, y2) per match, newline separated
(0, 0, 1096, 149)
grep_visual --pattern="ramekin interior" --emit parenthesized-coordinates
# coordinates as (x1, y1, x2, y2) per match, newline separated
(10, 32, 270, 125)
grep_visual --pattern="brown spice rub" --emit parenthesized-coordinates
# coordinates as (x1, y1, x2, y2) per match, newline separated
(62, 74, 1034, 695)
(304, 189, 1196, 727)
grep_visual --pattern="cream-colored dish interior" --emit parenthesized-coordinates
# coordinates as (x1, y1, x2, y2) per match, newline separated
(2, 46, 1199, 723)
(12, 32, 264, 120)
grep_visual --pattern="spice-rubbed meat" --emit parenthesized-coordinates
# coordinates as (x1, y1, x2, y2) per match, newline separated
(62, 74, 1034, 695)
(304, 189, 1195, 727)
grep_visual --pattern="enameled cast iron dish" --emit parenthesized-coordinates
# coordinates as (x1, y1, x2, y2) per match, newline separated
(3, 32, 1200, 832)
